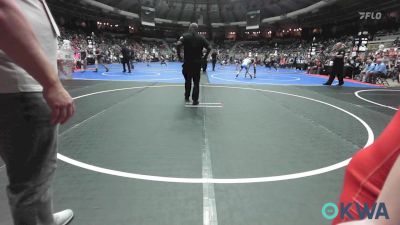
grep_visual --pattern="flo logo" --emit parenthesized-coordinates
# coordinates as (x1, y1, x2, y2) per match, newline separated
(321, 202, 390, 220)
(359, 12, 382, 20)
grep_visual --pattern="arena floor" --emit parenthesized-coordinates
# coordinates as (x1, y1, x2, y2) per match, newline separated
(0, 63, 399, 225)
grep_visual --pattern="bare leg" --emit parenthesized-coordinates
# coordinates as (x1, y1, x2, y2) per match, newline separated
(245, 68, 253, 79)
(236, 67, 243, 78)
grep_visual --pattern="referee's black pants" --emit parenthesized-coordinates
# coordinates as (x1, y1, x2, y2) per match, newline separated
(326, 65, 344, 85)
(212, 60, 217, 71)
(122, 59, 131, 72)
(326, 73, 344, 85)
(182, 62, 201, 102)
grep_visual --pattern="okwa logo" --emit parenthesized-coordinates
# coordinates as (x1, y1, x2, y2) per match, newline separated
(321, 202, 390, 221)
(359, 12, 382, 20)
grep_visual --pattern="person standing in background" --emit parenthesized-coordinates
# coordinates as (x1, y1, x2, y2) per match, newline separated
(201, 50, 208, 72)
(121, 45, 131, 73)
(0, 0, 75, 224)
(94, 47, 109, 73)
(323, 42, 345, 86)
(129, 46, 135, 71)
(211, 50, 218, 72)
(80, 46, 88, 72)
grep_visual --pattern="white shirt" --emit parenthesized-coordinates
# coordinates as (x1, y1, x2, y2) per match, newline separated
(242, 58, 252, 67)
(0, 0, 59, 93)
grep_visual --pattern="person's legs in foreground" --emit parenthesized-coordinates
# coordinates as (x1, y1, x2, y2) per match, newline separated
(0, 93, 73, 225)
(0, 0, 75, 223)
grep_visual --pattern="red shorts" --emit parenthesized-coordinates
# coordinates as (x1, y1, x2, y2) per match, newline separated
(332, 109, 400, 225)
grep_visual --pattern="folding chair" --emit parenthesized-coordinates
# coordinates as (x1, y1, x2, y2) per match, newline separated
(375, 72, 390, 86)
(391, 68, 399, 83)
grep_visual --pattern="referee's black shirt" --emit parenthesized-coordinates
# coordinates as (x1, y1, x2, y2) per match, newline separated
(180, 32, 210, 64)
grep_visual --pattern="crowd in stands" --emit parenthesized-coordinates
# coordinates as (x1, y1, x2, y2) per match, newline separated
(58, 27, 174, 64)
(58, 27, 400, 84)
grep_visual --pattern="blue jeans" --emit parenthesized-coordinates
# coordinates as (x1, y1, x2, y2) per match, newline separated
(0, 93, 58, 225)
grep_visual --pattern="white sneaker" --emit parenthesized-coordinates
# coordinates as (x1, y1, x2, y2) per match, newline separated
(53, 209, 74, 225)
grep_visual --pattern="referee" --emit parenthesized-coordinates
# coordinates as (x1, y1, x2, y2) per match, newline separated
(211, 50, 218, 71)
(323, 42, 345, 86)
(177, 23, 211, 105)
(121, 46, 131, 73)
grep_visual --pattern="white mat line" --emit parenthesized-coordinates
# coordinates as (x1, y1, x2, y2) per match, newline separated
(185, 103, 223, 105)
(202, 106, 218, 225)
(200, 103, 223, 105)
(185, 105, 223, 108)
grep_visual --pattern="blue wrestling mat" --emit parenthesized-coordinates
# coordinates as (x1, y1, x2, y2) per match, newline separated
(71, 62, 381, 88)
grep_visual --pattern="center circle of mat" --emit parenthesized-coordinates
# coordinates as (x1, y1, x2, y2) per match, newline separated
(58, 84, 374, 184)
(210, 74, 306, 85)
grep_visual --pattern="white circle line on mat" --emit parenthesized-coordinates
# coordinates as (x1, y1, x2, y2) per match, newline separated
(354, 89, 399, 111)
(210, 74, 334, 86)
(72, 77, 181, 82)
(211, 74, 300, 83)
(58, 84, 374, 184)
(101, 72, 161, 77)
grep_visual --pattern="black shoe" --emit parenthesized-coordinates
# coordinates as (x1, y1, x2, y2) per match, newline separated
(338, 83, 344, 86)
(185, 97, 190, 102)
(193, 101, 199, 106)
(128, 71, 131, 73)
(106, 68, 109, 72)
(94, 68, 98, 73)
(323, 83, 331, 86)
(123, 70, 126, 73)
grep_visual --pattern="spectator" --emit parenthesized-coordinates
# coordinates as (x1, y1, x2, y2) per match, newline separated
(366, 58, 387, 84)
(360, 59, 376, 82)
(0, 0, 75, 224)
(394, 37, 400, 47)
